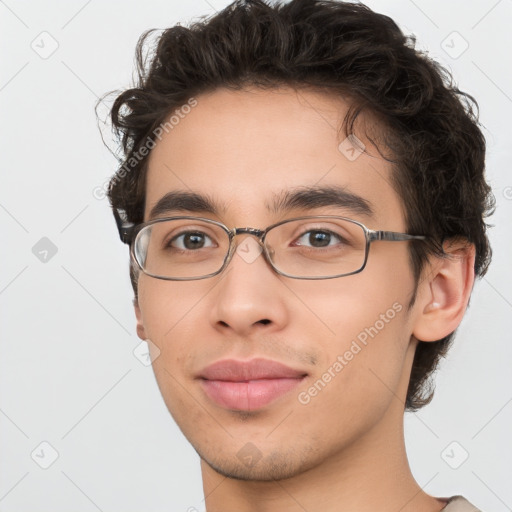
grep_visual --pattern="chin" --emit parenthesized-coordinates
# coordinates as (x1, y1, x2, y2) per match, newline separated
(198, 442, 322, 482)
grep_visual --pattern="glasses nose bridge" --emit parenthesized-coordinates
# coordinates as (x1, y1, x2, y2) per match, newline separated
(224, 226, 268, 265)
(231, 226, 266, 243)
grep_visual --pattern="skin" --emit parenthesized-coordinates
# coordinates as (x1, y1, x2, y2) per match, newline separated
(133, 86, 475, 512)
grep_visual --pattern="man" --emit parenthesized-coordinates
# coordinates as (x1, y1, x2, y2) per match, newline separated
(103, 0, 493, 510)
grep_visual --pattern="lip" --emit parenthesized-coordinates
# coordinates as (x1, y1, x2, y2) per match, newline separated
(198, 358, 308, 411)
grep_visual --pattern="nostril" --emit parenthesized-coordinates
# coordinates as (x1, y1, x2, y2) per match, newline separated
(258, 319, 271, 325)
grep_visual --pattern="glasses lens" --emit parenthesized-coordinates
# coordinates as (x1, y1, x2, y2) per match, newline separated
(133, 219, 229, 279)
(265, 217, 367, 278)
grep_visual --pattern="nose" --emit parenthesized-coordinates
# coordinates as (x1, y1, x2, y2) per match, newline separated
(208, 235, 289, 337)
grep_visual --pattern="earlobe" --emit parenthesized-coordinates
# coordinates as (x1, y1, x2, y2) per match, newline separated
(134, 297, 147, 340)
(412, 241, 476, 342)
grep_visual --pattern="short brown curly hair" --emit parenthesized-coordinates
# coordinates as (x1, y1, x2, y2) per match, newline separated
(100, 0, 494, 411)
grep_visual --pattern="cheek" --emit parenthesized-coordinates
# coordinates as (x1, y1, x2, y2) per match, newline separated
(290, 250, 413, 421)
(293, 293, 410, 447)
(137, 278, 207, 421)
(138, 277, 206, 339)
(291, 245, 411, 351)
(300, 277, 409, 375)
(137, 277, 207, 378)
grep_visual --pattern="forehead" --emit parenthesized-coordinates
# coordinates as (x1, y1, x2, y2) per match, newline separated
(144, 86, 404, 227)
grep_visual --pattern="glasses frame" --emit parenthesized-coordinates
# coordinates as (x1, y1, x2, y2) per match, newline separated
(116, 209, 427, 281)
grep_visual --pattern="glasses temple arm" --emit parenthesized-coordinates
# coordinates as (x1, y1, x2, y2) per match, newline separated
(369, 230, 427, 242)
(113, 208, 135, 244)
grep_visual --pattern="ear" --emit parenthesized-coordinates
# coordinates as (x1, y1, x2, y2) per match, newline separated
(133, 297, 147, 340)
(412, 239, 476, 342)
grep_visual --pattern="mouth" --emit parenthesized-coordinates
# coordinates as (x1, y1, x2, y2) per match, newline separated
(197, 358, 308, 411)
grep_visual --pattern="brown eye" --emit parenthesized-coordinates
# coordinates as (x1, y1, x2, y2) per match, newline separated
(169, 231, 214, 250)
(293, 229, 345, 248)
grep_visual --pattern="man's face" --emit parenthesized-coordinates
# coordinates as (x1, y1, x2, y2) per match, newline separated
(135, 86, 421, 480)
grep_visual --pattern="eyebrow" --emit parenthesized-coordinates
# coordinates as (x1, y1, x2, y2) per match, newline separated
(268, 185, 374, 217)
(148, 185, 374, 220)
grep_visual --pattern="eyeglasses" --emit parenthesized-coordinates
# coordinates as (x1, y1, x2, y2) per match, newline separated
(116, 211, 426, 280)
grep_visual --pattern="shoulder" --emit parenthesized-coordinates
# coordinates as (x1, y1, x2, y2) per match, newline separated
(441, 495, 482, 511)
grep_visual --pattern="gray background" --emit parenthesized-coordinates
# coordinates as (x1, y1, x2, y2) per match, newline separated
(1, 0, 511, 510)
